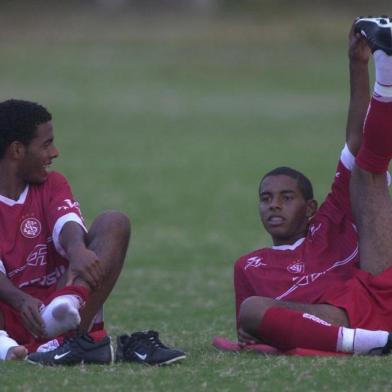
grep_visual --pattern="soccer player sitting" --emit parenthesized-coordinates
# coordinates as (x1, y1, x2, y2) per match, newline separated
(234, 17, 392, 354)
(0, 99, 130, 362)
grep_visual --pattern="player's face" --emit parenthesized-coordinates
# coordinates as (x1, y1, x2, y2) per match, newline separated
(259, 175, 316, 246)
(18, 121, 59, 184)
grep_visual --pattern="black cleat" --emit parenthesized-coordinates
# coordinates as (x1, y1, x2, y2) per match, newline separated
(26, 335, 113, 366)
(115, 330, 186, 366)
(354, 17, 392, 55)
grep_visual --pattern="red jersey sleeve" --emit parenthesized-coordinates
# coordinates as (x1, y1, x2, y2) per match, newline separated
(318, 145, 354, 222)
(44, 172, 87, 256)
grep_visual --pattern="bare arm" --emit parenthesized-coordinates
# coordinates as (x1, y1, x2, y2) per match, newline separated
(60, 221, 104, 290)
(345, 23, 371, 156)
(0, 273, 45, 337)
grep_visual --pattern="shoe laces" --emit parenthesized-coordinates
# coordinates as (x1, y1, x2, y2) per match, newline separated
(125, 330, 167, 354)
(60, 334, 91, 348)
(145, 330, 166, 349)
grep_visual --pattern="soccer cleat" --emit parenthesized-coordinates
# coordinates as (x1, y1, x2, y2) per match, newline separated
(354, 16, 392, 55)
(26, 335, 113, 366)
(115, 330, 186, 366)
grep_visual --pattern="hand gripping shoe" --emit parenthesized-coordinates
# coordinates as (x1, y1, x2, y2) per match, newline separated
(115, 330, 186, 366)
(354, 16, 392, 55)
(26, 335, 113, 366)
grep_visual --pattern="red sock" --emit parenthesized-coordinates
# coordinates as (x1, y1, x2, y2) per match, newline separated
(259, 307, 339, 352)
(89, 328, 108, 342)
(44, 285, 89, 306)
(356, 98, 392, 173)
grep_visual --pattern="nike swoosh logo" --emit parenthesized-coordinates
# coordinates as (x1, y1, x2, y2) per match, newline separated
(134, 352, 147, 361)
(54, 351, 71, 360)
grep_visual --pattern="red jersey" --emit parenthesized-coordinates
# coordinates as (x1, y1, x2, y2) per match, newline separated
(234, 147, 360, 323)
(0, 171, 86, 294)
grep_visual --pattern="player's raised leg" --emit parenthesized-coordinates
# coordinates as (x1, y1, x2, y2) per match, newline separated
(351, 16, 392, 275)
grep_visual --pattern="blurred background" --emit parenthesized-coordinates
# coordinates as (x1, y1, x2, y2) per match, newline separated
(2, 0, 392, 320)
(2, 1, 392, 390)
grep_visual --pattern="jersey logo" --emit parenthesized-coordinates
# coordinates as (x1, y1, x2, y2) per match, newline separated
(303, 313, 331, 326)
(20, 218, 41, 238)
(245, 257, 266, 270)
(309, 223, 322, 237)
(57, 199, 80, 212)
(26, 244, 48, 267)
(54, 351, 71, 360)
(287, 262, 304, 274)
(276, 245, 359, 301)
(134, 352, 147, 361)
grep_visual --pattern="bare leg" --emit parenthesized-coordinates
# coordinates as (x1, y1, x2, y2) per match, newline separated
(350, 166, 392, 275)
(79, 211, 130, 333)
(239, 296, 349, 339)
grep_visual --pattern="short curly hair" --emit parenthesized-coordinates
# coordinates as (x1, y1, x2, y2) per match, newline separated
(0, 99, 52, 159)
(260, 166, 314, 201)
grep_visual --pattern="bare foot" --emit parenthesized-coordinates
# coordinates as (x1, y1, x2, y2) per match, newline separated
(6, 345, 28, 360)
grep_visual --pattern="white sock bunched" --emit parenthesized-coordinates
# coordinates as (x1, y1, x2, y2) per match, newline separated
(337, 327, 389, 354)
(0, 330, 19, 360)
(41, 295, 82, 338)
(374, 50, 392, 99)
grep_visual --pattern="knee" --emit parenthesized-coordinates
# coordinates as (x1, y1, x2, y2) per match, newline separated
(239, 296, 267, 336)
(95, 210, 131, 239)
(109, 210, 131, 236)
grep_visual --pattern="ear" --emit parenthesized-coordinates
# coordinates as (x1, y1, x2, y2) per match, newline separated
(8, 141, 27, 160)
(306, 199, 318, 219)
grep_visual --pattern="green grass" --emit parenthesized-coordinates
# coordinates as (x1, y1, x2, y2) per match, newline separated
(1, 2, 392, 391)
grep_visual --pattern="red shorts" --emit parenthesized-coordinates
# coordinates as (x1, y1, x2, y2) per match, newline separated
(324, 266, 392, 330)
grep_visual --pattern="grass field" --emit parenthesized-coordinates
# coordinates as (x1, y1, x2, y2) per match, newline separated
(1, 2, 392, 391)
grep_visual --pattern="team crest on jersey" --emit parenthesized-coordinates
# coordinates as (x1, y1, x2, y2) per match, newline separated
(287, 261, 305, 274)
(20, 217, 41, 238)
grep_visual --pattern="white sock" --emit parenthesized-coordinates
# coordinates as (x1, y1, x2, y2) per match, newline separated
(41, 295, 82, 338)
(337, 327, 389, 354)
(374, 50, 392, 99)
(0, 330, 19, 360)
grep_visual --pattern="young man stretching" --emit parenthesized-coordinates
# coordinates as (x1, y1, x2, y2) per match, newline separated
(235, 17, 392, 354)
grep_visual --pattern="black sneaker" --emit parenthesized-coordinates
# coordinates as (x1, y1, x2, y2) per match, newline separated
(26, 335, 113, 366)
(354, 16, 392, 55)
(115, 330, 186, 366)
